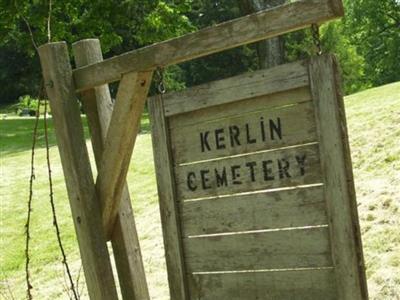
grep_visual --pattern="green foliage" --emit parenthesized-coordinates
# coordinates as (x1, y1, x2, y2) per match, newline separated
(0, 0, 398, 103)
(16, 95, 39, 112)
(321, 21, 369, 94)
(344, 0, 400, 86)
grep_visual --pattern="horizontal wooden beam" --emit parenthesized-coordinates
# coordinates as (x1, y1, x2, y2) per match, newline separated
(73, 0, 343, 91)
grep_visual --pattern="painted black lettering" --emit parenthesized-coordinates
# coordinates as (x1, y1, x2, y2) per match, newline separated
(215, 128, 226, 150)
(262, 160, 274, 181)
(295, 154, 307, 176)
(200, 170, 211, 189)
(231, 165, 242, 185)
(260, 117, 266, 142)
(246, 123, 256, 144)
(245, 161, 257, 182)
(187, 172, 197, 191)
(229, 125, 241, 147)
(200, 131, 211, 152)
(278, 159, 291, 179)
(270, 118, 282, 140)
(215, 167, 228, 187)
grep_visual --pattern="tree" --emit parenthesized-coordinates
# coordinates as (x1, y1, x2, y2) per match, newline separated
(0, 0, 194, 103)
(344, 0, 400, 86)
(238, 0, 286, 69)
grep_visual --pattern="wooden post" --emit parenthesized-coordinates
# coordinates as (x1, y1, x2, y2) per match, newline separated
(73, 39, 150, 300)
(38, 42, 119, 300)
(309, 54, 368, 300)
(148, 97, 188, 300)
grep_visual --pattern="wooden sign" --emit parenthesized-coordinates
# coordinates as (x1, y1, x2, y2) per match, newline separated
(150, 54, 367, 300)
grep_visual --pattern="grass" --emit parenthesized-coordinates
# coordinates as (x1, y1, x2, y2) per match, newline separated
(1, 82, 399, 299)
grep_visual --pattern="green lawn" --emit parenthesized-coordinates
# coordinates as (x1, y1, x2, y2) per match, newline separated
(1, 83, 399, 299)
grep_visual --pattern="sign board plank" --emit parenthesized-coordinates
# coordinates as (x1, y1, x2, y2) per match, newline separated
(188, 268, 338, 300)
(169, 86, 311, 129)
(184, 226, 332, 272)
(164, 60, 309, 117)
(170, 100, 317, 164)
(180, 185, 327, 236)
(149, 54, 367, 299)
(175, 144, 321, 200)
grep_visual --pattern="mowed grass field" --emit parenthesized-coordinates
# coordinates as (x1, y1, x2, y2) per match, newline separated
(1, 82, 399, 299)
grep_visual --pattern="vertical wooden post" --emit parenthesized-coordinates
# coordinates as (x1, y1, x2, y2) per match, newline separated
(309, 54, 368, 300)
(73, 39, 150, 300)
(148, 97, 188, 300)
(38, 42, 119, 300)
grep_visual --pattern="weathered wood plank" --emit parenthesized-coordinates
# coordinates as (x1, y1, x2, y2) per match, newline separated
(96, 71, 153, 237)
(73, 39, 150, 300)
(175, 143, 322, 200)
(38, 42, 118, 300)
(188, 268, 338, 300)
(309, 54, 368, 299)
(163, 60, 309, 116)
(168, 86, 311, 129)
(170, 100, 317, 164)
(184, 226, 332, 272)
(73, 0, 344, 91)
(180, 185, 327, 236)
(148, 96, 188, 300)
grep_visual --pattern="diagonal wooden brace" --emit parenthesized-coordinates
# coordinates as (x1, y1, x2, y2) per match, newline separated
(96, 71, 153, 238)
(73, 39, 150, 300)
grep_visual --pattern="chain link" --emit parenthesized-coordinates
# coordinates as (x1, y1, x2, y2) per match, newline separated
(155, 67, 166, 94)
(311, 23, 322, 56)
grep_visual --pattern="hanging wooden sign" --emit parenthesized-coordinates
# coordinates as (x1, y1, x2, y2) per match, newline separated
(149, 54, 368, 300)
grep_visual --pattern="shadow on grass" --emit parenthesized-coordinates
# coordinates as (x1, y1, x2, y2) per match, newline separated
(0, 113, 151, 155)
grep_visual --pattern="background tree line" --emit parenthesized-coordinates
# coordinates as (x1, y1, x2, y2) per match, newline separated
(0, 0, 399, 104)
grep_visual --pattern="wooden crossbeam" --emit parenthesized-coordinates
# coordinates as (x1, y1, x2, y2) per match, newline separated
(73, 39, 150, 300)
(73, 0, 344, 91)
(39, 42, 119, 300)
(95, 71, 153, 237)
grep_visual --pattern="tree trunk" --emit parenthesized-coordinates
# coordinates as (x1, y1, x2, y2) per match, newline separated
(238, 0, 286, 69)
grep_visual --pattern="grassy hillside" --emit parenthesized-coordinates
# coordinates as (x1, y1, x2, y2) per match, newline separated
(1, 82, 399, 299)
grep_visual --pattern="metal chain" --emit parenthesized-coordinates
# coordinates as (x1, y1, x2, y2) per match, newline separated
(311, 23, 322, 56)
(155, 67, 166, 95)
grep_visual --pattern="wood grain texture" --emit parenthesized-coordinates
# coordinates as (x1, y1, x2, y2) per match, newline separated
(168, 86, 311, 129)
(73, 39, 150, 300)
(38, 42, 118, 300)
(72, 0, 344, 91)
(170, 100, 317, 164)
(309, 54, 368, 299)
(95, 71, 153, 237)
(148, 96, 188, 300)
(163, 60, 309, 116)
(183, 226, 332, 272)
(175, 143, 322, 200)
(188, 268, 338, 300)
(180, 185, 327, 236)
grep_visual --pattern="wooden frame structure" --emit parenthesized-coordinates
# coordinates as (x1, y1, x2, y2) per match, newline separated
(37, 0, 367, 299)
